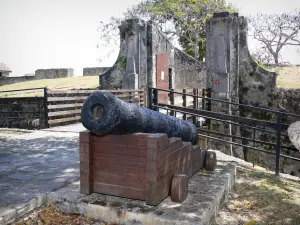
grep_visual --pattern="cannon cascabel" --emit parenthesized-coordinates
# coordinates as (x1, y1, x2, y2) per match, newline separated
(81, 91, 198, 144)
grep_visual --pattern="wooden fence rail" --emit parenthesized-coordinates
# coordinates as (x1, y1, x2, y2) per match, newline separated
(46, 89, 147, 128)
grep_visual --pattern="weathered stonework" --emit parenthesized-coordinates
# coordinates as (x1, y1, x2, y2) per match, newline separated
(0, 76, 36, 86)
(288, 121, 300, 151)
(205, 13, 245, 158)
(83, 67, 110, 76)
(0, 68, 74, 86)
(99, 18, 206, 90)
(205, 12, 300, 176)
(35, 68, 74, 79)
(0, 98, 46, 129)
(173, 49, 206, 89)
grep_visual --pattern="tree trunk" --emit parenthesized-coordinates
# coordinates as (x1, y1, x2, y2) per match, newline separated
(274, 54, 279, 66)
(194, 34, 199, 60)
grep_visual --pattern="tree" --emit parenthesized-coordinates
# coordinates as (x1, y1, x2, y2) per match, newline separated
(97, 0, 236, 62)
(248, 10, 300, 66)
(251, 46, 277, 65)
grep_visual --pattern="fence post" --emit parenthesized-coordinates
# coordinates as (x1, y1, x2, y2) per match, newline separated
(169, 89, 175, 117)
(202, 88, 206, 110)
(182, 89, 187, 120)
(43, 88, 49, 128)
(206, 88, 212, 130)
(129, 91, 132, 104)
(253, 127, 256, 168)
(275, 111, 282, 176)
(153, 89, 158, 111)
(143, 89, 147, 107)
(193, 88, 199, 125)
(148, 87, 153, 110)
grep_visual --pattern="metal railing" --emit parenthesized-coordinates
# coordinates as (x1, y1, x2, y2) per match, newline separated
(148, 87, 300, 176)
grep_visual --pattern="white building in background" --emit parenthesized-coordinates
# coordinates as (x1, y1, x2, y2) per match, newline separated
(0, 63, 12, 77)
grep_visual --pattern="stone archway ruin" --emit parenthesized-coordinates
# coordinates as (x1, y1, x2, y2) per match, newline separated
(98, 12, 300, 175)
(99, 18, 206, 90)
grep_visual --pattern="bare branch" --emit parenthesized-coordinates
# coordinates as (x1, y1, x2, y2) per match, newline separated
(248, 10, 300, 65)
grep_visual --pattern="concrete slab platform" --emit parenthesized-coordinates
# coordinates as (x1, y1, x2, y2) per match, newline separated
(47, 160, 236, 225)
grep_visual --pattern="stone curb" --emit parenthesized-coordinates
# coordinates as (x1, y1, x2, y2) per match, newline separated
(0, 177, 79, 225)
(47, 162, 236, 225)
(0, 195, 47, 225)
(0, 128, 33, 133)
(1, 162, 236, 225)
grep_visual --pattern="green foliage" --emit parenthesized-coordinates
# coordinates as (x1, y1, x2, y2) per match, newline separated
(98, 0, 238, 62)
(240, 86, 249, 94)
(142, 0, 237, 61)
(250, 110, 273, 121)
(120, 56, 127, 71)
(253, 57, 273, 72)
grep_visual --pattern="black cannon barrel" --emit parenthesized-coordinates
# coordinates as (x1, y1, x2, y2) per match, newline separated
(81, 91, 198, 144)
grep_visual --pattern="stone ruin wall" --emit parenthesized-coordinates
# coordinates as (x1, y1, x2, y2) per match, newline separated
(98, 15, 300, 176)
(238, 17, 300, 176)
(0, 76, 36, 86)
(205, 12, 300, 176)
(35, 68, 74, 79)
(173, 48, 206, 89)
(0, 68, 74, 86)
(83, 67, 111, 76)
(99, 18, 206, 91)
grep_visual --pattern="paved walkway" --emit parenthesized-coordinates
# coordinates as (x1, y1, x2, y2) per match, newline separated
(43, 123, 86, 133)
(0, 128, 82, 222)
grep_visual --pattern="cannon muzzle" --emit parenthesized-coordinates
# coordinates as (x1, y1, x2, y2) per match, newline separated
(81, 91, 198, 144)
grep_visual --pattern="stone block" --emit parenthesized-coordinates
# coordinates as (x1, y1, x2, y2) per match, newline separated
(288, 121, 300, 151)
(123, 73, 138, 89)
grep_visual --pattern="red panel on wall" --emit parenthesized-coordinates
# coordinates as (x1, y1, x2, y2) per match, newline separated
(156, 52, 169, 104)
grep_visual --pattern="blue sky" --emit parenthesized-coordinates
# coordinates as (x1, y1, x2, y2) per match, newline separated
(0, 0, 299, 76)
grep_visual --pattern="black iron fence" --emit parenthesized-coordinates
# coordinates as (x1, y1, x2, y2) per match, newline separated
(148, 87, 300, 176)
(0, 88, 48, 129)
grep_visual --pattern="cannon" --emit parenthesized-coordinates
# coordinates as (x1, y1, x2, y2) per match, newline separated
(81, 91, 198, 144)
(79, 91, 216, 206)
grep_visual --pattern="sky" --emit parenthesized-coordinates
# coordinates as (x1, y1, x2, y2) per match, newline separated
(0, 0, 300, 77)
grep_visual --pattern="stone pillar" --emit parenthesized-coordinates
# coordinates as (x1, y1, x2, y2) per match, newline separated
(206, 12, 244, 158)
(119, 18, 148, 89)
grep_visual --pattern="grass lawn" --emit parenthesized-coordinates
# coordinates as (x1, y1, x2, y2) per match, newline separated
(0, 65, 299, 98)
(213, 165, 300, 225)
(16, 205, 110, 225)
(0, 76, 99, 97)
(275, 66, 300, 89)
